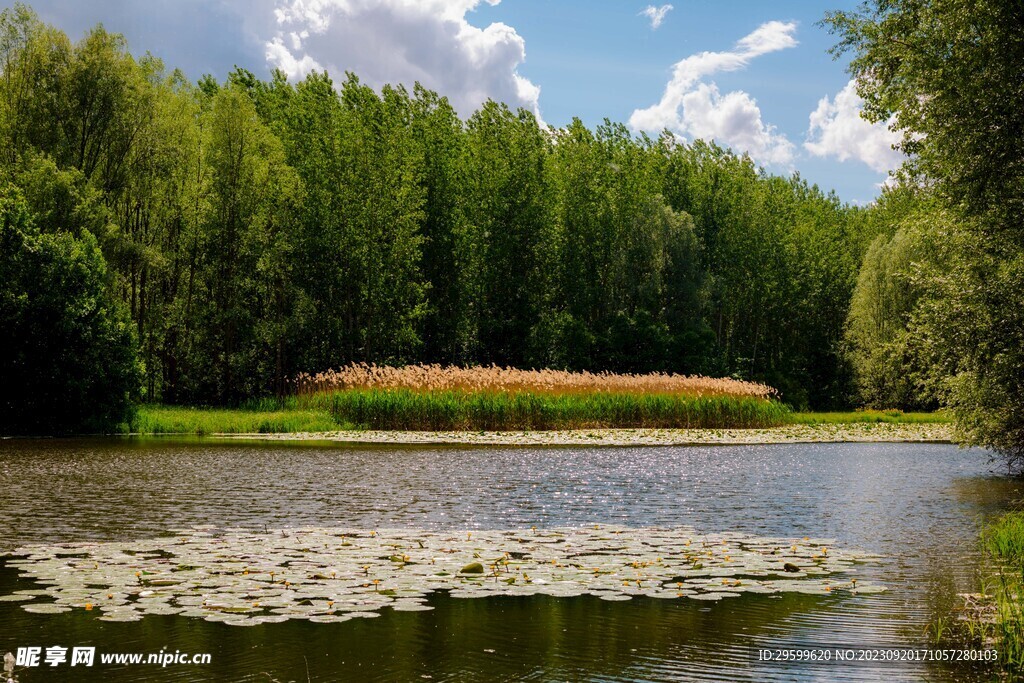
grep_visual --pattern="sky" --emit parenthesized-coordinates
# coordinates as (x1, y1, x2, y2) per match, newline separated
(23, 0, 902, 203)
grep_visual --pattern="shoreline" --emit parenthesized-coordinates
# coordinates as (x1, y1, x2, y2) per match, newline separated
(212, 422, 953, 447)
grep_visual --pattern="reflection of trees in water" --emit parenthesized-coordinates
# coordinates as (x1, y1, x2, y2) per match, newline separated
(0, 582, 839, 682)
(949, 477, 1024, 513)
(1, 579, 977, 682)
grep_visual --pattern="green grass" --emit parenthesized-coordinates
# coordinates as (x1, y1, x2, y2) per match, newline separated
(987, 513, 1024, 563)
(126, 398, 949, 434)
(129, 405, 343, 435)
(300, 388, 789, 431)
(789, 410, 950, 424)
(965, 512, 1024, 672)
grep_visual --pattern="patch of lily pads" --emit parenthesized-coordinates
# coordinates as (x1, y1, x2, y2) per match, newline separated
(1, 525, 885, 626)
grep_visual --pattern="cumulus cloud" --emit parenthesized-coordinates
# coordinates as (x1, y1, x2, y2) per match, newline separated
(29, 0, 542, 121)
(804, 79, 903, 174)
(266, 0, 541, 119)
(629, 21, 798, 166)
(640, 4, 673, 30)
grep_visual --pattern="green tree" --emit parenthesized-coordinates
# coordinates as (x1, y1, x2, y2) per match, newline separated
(541, 121, 702, 373)
(409, 84, 475, 363)
(826, 0, 1024, 227)
(845, 216, 940, 410)
(828, 0, 1024, 460)
(464, 100, 550, 366)
(177, 85, 301, 403)
(0, 184, 139, 434)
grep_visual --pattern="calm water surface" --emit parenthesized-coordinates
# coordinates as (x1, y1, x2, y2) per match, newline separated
(0, 439, 1018, 682)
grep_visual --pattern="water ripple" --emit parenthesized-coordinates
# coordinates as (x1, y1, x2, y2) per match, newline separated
(0, 439, 1015, 682)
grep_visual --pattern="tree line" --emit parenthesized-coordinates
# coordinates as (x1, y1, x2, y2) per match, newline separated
(1, 3, 889, 434)
(9, 0, 1022, 464)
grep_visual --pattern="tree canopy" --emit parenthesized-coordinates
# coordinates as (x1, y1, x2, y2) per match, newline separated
(828, 0, 1024, 465)
(0, 3, 913, 434)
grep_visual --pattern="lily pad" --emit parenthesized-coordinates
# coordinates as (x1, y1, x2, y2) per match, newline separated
(1, 524, 886, 624)
(22, 603, 71, 614)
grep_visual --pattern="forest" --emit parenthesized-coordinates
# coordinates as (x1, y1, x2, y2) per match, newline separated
(1, 1, 1021, 465)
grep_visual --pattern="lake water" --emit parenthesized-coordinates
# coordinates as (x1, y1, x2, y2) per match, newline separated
(0, 438, 1018, 681)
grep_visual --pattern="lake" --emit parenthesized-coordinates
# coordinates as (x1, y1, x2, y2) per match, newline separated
(0, 438, 1017, 681)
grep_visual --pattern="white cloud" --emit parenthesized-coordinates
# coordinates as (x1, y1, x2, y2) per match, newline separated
(736, 20, 799, 55)
(265, 35, 323, 78)
(629, 21, 798, 166)
(804, 79, 902, 174)
(640, 4, 673, 30)
(679, 83, 795, 165)
(266, 0, 541, 120)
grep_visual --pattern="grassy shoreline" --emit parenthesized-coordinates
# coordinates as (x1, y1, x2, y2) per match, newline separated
(124, 401, 950, 439)
(955, 512, 1024, 674)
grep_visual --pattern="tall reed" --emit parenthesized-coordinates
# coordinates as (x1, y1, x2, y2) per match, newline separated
(293, 364, 786, 431)
(305, 389, 785, 431)
(294, 363, 776, 399)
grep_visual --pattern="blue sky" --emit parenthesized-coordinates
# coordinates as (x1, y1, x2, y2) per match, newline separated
(24, 0, 900, 203)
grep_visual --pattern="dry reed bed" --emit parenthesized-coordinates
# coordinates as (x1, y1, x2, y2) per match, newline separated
(289, 364, 784, 431)
(294, 364, 775, 399)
